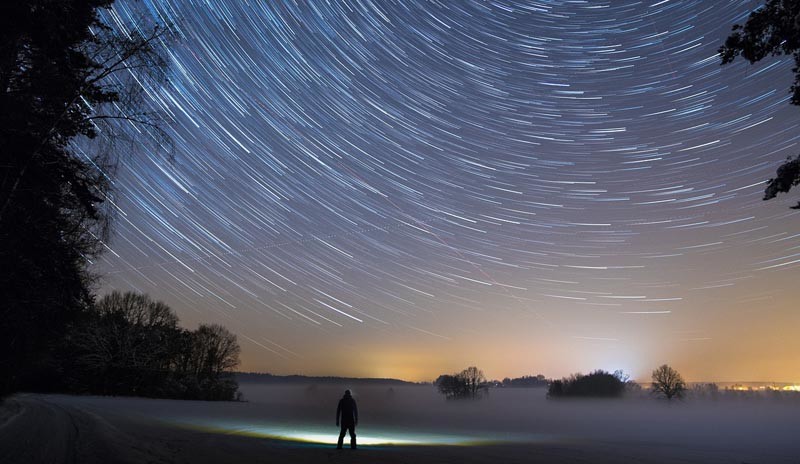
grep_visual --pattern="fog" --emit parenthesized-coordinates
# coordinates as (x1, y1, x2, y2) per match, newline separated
(38, 382, 798, 463)
(118, 382, 796, 454)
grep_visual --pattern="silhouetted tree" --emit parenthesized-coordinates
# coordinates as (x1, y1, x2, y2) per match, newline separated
(436, 374, 466, 399)
(436, 366, 488, 399)
(720, 0, 800, 208)
(612, 369, 642, 395)
(651, 364, 686, 400)
(460, 366, 486, 399)
(0, 1, 170, 396)
(186, 324, 241, 400)
(764, 157, 800, 207)
(547, 370, 627, 398)
(502, 374, 549, 388)
(66, 291, 180, 395)
(59, 291, 240, 400)
(548, 379, 564, 397)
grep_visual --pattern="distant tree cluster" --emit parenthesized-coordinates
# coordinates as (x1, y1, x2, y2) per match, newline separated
(54, 291, 241, 401)
(436, 366, 488, 399)
(501, 374, 548, 388)
(718, 384, 800, 400)
(548, 370, 634, 398)
(677, 380, 798, 401)
(236, 373, 417, 386)
(433, 364, 800, 404)
(690, 383, 720, 400)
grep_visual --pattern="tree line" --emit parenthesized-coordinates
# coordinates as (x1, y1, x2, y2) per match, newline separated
(501, 374, 548, 388)
(35, 291, 241, 401)
(436, 364, 687, 401)
(545, 365, 686, 400)
(0, 0, 170, 397)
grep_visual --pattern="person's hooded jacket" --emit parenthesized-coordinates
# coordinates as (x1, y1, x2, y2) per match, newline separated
(336, 391, 358, 426)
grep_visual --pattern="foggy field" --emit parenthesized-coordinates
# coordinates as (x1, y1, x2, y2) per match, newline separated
(3, 383, 799, 463)
(235, 383, 800, 448)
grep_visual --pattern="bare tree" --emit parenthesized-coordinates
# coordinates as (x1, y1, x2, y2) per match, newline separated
(436, 366, 488, 399)
(69, 291, 180, 394)
(651, 364, 686, 400)
(181, 324, 241, 400)
(190, 324, 241, 378)
(459, 366, 487, 399)
(64, 292, 241, 400)
(95, 291, 179, 329)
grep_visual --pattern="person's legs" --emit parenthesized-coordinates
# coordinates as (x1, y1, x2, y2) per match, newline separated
(337, 425, 347, 449)
(348, 425, 357, 449)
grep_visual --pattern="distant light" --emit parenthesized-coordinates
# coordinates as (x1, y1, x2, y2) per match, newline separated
(727, 384, 800, 392)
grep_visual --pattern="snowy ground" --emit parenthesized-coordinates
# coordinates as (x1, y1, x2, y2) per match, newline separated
(1, 384, 798, 463)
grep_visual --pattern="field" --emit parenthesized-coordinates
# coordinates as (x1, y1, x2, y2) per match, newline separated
(1, 383, 798, 463)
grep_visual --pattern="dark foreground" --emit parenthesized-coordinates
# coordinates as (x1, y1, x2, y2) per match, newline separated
(0, 390, 798, 464)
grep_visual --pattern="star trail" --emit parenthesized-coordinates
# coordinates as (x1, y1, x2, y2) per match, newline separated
(96, 0, 799, 382)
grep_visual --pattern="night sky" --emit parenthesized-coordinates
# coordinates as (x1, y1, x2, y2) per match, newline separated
(96, 0, 799, 382)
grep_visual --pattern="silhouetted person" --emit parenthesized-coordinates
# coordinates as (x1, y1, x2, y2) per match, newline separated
(336, 389, 358, 449)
